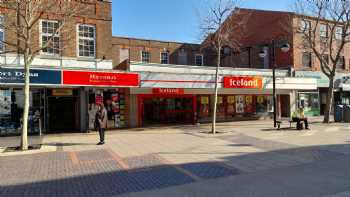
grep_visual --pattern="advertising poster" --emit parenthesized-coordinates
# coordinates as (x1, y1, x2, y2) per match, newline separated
(245, 96, 254, 113)
(235, 95, 244, 114)
(0, 90, 11, 115)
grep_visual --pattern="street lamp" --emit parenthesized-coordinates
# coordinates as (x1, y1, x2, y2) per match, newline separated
(259, 40, 290, 128)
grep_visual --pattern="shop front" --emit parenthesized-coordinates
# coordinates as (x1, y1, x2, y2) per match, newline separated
(137, 88, 196, 126)
(0, 68, 61, 136)
(0, 68, 139, 136)
(129, 63, 319, 127)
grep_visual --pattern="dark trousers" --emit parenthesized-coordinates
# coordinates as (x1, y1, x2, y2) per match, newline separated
(98, 128, 105, 143)
(303, 119, 309, 129)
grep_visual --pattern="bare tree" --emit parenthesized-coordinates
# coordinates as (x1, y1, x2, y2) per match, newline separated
(200, 0, 249, 134)
(0, 0, 86, 150)
(294, 0, 350, 123)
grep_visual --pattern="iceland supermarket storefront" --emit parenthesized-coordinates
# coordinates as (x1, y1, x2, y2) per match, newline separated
(128, 63, 318, 127)
(0, 67, 139, 136)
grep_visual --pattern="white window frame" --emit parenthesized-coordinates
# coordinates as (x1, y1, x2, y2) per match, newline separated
(335, 26, 343, 40)
(299, 19, 311, 33)
(0, 15, 4, 52)
(141, 51, 150, 63)
(39, 19, 61, 56)
(195, 54, 204, 66)
(160, 51, 169, 64)
(76, 24, 96, 58)
(319, 23, 328, 38)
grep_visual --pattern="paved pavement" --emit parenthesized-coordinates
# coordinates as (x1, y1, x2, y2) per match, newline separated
(0, 119, 350, 197)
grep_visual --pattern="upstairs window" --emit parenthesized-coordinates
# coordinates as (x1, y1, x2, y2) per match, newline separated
(141, 51, 150, 63)
(319, 24, 328, 39)
(77, 24, 96, 58)
(41, 20, 60, 55)
(0, 15, 4, 52)
(302, 52, 312, 68)
(195, 54, 203, 66)
(160, 52, 169, 64)
(299, 19, 311, 33)
(335, 26, 343, 40)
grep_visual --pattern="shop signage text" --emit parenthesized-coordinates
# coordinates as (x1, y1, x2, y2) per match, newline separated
(223, 76, 263, 89)
(52, 89, 73, 96)
(0, 68, 61, 85)
(63, 71, 139, 87)
(152, 88, 184, 95)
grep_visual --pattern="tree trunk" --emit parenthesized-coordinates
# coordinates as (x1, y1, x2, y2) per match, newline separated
(323, 76, 334, 123)
(21, 59, 30, 150)
(211, 47, 221, 134)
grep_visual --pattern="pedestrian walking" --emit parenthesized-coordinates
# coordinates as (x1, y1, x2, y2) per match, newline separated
(95, 103, 107, 145)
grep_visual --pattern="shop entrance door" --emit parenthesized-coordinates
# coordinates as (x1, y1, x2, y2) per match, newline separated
(47, 97, 79, 132)
(139, 95, 196, 126)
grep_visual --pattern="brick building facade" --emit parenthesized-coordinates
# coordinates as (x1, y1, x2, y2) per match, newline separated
(0, 0, 140, 135)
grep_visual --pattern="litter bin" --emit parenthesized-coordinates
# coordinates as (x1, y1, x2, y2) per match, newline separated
(343, 105, 350, 123)
(334, 105, 344, 122)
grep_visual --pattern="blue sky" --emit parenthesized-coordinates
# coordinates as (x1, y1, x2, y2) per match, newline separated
(112, 0, 294, 43)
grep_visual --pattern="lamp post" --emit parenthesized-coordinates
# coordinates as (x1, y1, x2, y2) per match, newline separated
(259, 40, 290, 128)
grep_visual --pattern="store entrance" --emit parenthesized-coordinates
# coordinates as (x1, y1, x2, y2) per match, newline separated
(140, 95, 196, 126)
(47, 96, 79, 132)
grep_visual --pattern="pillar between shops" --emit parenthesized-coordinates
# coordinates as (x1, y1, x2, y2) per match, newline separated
(290, 90, 297, 116)
(80, 88, 88, 132)
(129, 94, 138, 127)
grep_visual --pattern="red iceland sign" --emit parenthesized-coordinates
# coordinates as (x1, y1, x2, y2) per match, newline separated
(63, 70, 139, 87)
(223, 76, 263, 89)
(152, 88, 184, 95)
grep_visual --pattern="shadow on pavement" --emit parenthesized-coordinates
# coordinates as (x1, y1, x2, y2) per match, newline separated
(0, 142, 350, 197)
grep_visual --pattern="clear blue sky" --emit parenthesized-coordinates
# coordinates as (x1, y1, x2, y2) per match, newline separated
(112, 0, 294, 43)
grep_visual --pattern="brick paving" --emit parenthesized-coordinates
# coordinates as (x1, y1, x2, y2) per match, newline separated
(0, 149, 241, 197)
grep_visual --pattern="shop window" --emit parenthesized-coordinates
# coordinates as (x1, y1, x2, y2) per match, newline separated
(195, 54, 203, 66)
(77, 24, 96, 58)
(141, 51, 150, 63)
(40, 20, 60, 55)
(298, 92, 320, 116)
(302, 52, 312, 68)
(88, 89, 126, 129)
(226, 96, 235, 117)
(161, 52, 169, 64)
(235, 95, 245, 114)
(197, 96, 210, 120)
(0, 88, 43, 136)
(256, 96, 268, 113)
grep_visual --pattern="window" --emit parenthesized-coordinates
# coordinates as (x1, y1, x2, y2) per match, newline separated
(160, 52, 169, 64)
(336, 56, 345, 69)
(195, 54, 203, 66)
(302, 52, 312, 68)
(40, 20, 60, 55)
(77, 24, 96, 57)
(141, 51, 150, 63)
(299, 20, 311, 33)
(0, 15, 4, 52)
(335, 26, 343, 40)
(320, 24, 328, 38)
(321, 54, 329, 67)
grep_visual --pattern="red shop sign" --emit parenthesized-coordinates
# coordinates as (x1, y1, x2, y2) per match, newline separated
(223, 76, 263, 89)
(152, 88, 184, 95)
(63, 70, 139, 87)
